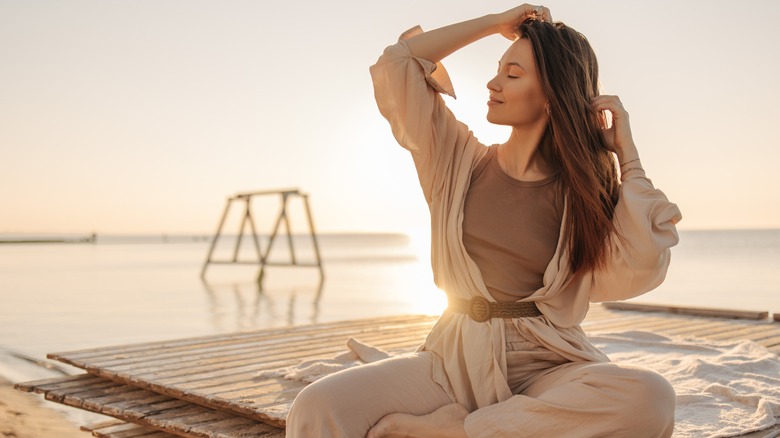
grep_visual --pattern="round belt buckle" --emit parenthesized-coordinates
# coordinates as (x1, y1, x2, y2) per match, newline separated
(469, 296, 491, 322)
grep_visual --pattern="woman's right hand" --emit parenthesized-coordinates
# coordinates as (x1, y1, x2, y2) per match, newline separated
(495, 4, 553, 40)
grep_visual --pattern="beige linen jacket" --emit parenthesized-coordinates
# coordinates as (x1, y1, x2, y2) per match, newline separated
(369, 27, 683, 412)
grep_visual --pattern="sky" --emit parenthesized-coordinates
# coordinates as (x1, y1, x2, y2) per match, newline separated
(2, 0, 779, 235)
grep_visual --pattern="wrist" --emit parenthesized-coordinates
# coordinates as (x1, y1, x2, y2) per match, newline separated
(616, 145, 639, 166)
(480, 13, 505, 36)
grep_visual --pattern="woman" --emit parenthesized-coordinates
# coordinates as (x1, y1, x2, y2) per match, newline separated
(287, 4, 682, 437)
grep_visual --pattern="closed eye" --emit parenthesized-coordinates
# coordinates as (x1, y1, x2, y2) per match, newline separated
(498, 61, 524, 79)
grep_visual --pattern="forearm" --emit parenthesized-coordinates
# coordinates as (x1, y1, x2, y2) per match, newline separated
(405, 14, 502, 64)
(616, 143, 640, 167)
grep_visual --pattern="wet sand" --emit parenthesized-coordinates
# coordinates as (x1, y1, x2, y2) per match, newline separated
(0, 377, 84, 438)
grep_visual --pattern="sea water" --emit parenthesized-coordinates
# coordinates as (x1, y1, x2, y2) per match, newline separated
(0, 229, 778, 383)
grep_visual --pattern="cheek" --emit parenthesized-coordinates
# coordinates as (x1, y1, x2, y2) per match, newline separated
(486, 79, 548, 126)
(513, 85, 546, 109)
(504, 84, 547, 118)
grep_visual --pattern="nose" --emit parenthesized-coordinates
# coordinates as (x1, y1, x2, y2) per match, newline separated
(487, 75, 501, 92)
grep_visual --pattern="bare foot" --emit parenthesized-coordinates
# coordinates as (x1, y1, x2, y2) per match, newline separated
(366, 403, 469, 438)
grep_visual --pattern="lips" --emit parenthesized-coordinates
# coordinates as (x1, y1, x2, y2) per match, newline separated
(488, 96, 503, 106)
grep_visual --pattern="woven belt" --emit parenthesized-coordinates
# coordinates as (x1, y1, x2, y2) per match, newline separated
(448, 296, 542, 322)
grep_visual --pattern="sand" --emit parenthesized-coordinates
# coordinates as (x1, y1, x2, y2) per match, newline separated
(0, 377, 85, 438)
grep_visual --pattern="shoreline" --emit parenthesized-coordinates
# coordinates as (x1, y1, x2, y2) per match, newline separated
(1, 376, 88, 438)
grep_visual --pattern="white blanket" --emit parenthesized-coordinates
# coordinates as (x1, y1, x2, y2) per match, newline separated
(589, 331, 780, 437)
(258, 332, 780, 437)
(256, 337, 391, 383)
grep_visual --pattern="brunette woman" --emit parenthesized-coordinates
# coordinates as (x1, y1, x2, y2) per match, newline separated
(287, 4, 681, 437)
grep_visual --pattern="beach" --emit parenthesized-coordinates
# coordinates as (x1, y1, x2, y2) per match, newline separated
(1, 376, 85, 437)
(1, 229, 779, 434)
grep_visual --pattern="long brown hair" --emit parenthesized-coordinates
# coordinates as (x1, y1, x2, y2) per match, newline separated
(519, 19, 620, 273)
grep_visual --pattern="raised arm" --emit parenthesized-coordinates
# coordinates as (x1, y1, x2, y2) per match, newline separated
(587, 96, 682, 302)
(404, 4, 552, 63)
(369, 4, 552, 202)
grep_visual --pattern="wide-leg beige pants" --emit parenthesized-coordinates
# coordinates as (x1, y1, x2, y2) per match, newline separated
(287, 320, 675, 438)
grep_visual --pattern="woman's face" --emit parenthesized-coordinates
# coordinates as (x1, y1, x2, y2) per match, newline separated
(486, 38, 548, 128)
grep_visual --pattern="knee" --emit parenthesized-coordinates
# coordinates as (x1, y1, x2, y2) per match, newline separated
(287, 375, 367, 437)
(619, 367, 676, 437)
(289, 381, 323, 415)
(287, 380, 338, 434)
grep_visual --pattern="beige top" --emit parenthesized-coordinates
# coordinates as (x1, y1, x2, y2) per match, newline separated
(369, 26, 682, 411)
(463, 145, 564, 302)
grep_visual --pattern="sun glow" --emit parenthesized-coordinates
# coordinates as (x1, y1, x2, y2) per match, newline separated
(408, 285, 448, 316)
(401, 226, 448, 315)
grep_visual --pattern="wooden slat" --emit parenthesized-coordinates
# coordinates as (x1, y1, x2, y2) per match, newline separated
(138, 332, 423, 387)
(50, 315, 430, 363)
(81, 419, 125, 432)
(580, 304, 616, 322)
(15, 373, 108, 392)
(665, 319, 749, 338)
(599, 305, 780, 355)
(759, 334, 780, 349)
(603, 301, 769, 320)
(599, 307, 780, 352)
(586, 314, 698, 333)
(22, 374, 284, 438)
(622, 315, 745, 339)
(89, 323, 432, 376)
(49, 321, 433, 388)
(87, 421, 176, 437)
(57, 326, 429, 379)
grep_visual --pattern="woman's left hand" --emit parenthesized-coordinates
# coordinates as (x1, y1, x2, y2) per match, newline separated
(591, 95, 639, 163)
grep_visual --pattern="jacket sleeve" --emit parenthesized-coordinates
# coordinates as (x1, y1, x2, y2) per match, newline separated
(369, 26, 481, 203)
(588, 165, 683, 302)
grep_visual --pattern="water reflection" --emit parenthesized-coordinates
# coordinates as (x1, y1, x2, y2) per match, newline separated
(201, 277, 324, 332)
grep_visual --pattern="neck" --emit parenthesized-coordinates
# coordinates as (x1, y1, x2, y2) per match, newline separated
(498, 119, 552, 181)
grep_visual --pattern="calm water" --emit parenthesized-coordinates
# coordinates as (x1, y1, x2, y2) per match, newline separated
(1, 229, 779, 384)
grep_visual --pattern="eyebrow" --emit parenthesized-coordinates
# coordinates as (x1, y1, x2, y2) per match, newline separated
(498, 61, 527, 71)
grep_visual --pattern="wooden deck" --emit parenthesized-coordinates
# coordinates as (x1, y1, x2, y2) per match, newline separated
(15, 303, 780, 437)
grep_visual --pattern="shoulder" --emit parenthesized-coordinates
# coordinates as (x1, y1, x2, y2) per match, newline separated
(472, 144, 496, 176)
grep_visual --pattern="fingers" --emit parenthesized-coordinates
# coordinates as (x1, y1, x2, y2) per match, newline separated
(523, 4, 553, 22)
(591, 95, 628, 117)
(596, 110, 608, 130)
(500, 4, 553, 40)
(591, 95, 636, 154)
(536, 5, 553, 22)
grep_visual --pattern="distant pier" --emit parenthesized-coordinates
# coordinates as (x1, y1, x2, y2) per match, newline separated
(0, 234, 97, 244)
